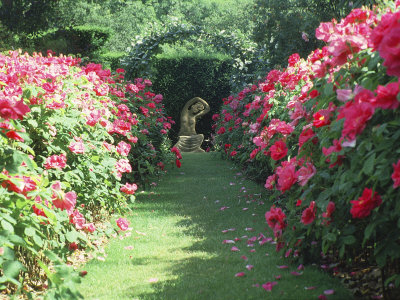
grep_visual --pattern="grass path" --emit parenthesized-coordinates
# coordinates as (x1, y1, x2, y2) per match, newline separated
(79, 153, 352, 300)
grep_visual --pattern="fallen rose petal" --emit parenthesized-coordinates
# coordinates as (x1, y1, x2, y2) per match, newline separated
(135, 231, 147, 236)
(324, 289, 335, 295)
(231, 246, 240, 252)
(234, 237, 241, 242)
(252, 283, 260, 288)
(245, 227, 254, 231)
(241, 255, 248, 261)
(243, 208, 249, 211)
(277, 265, 288, 269)
(290, 271, 303, 276)
(149, 278, 158, 283)
(297, 264, 304, 270)
(275, 275, 281, 280)
(235, 272, 245, 277)
(223, 240, 235, 244)
(250, 249, 256, 253)
(262, 281, 278, 292)
(304, 286, 317, 290)
(97, 256, 105, 261)
(246, 264, 254, 270)
(318, 295, 327, 300)
(124, 245, 134, 250)
(220, 206, 230, 211)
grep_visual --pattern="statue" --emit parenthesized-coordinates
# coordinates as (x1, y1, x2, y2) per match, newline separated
(174, 97, 210, 152)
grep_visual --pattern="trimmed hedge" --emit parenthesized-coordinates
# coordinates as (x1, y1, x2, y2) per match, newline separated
(151, 55, 233, 147)
(34, 25, 112, 58)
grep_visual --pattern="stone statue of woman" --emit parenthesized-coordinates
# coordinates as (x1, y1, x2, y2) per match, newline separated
(178, 97, 210, 136)
(174, 97, 210, 152)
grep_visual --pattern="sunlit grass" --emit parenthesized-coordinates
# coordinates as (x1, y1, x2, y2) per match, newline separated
(79, 153, 352, 299)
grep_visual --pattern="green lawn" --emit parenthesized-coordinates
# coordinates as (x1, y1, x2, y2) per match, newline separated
(79, 153, 352, 300)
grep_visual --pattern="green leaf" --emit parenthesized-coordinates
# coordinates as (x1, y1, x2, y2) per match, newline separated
(365, 222, 376, 240)
(24, 227, 36, 237)
(325, 232, 336, 242)
(33, 235, 43, 247)
(3, 260, 25, 279)
(342, 235, 356, 245)
(1, 220, 14, 233)
(363, 153, 375, 175)
(66, 230, 78, 243)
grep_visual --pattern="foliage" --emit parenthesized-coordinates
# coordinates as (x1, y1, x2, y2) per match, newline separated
(122, 22, 258, 90)
(151, 52, 233, 145)
(214, 0, 400, 293)
(0, 50, 175, 297)
(33, 25, 112, 59)
(251, 0, 378, 68)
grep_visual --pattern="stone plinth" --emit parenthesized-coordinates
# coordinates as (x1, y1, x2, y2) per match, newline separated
(174, 134, 205, 152)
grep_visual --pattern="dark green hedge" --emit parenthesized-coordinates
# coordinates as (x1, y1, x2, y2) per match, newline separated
(151, 56, 233, 148)
(34, 25, 112, 58)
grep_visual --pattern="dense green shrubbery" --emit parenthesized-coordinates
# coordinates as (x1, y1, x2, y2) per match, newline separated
(214, 1, 400, 293)
(0, 50, 177, 297)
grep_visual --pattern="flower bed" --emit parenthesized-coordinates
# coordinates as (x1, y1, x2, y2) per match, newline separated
(0, 50, 179, 297)
(214, 0, 400, 294)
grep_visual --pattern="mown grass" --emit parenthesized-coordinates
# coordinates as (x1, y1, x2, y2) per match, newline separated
(79, 153, 352, 300)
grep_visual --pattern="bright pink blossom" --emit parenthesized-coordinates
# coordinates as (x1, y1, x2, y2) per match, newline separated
(116, 141, 131, 156)
(68, 140, 85, 154)
(296, 162, 316, 186)
(276, 160, 297, 193)
(350, 188, 382, 219)
(69, 209, 86, 230)
(269, 140, 288, 161)
(265, 205, 287, 237)
(373, 82, 400, 110)
(264, 174, 277, 190)
(392, 159, 400, 188)
(0, 98, 30, 120)
(301, 201, 316, 225)
(51, 181, 76, 213)
(44, 154, 67, 169)
(116, 217, 130, 231)
(120, 183, 138, 195)
(115, 159, 132, 173)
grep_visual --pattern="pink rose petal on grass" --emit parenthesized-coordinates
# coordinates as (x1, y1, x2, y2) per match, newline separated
(249, 249, 256, 253)
(262, 281, 278, 292)
(324, 289, 335, 295)
(290, 271, 303, 276)
(149, 278, 158, 283)
(135, 231, 147, 236)
(241, 255, 248, 261)
(305, 286, 317, 290)
(223, 240, 235, 244)
(246, 265, 254, 270)
(242, 208, 249, 211)
(231, 246, 240, 252)
(318, 295, 327, 300)
(235, 272, 246, 277)
(275, 275, 281, 280)
(245, 227, 254, 231)
(220, 206, 230, 211)
(124, 245, 134, 250)
(277, 265, 288, 269)
(297, 264, 304, 270)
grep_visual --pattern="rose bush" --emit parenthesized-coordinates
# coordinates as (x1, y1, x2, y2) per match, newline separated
(0, 50, 175, 297)
(214, 0, 400, 289)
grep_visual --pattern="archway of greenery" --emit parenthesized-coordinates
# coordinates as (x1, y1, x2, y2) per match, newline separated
(122, 23, 263, 89)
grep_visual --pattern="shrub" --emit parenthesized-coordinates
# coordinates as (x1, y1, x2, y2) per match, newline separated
(214, 0, 400, 291)
(0, 50, 175, 297)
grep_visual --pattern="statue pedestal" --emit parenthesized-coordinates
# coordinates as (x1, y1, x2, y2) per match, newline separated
(174, 134, 205, 152)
